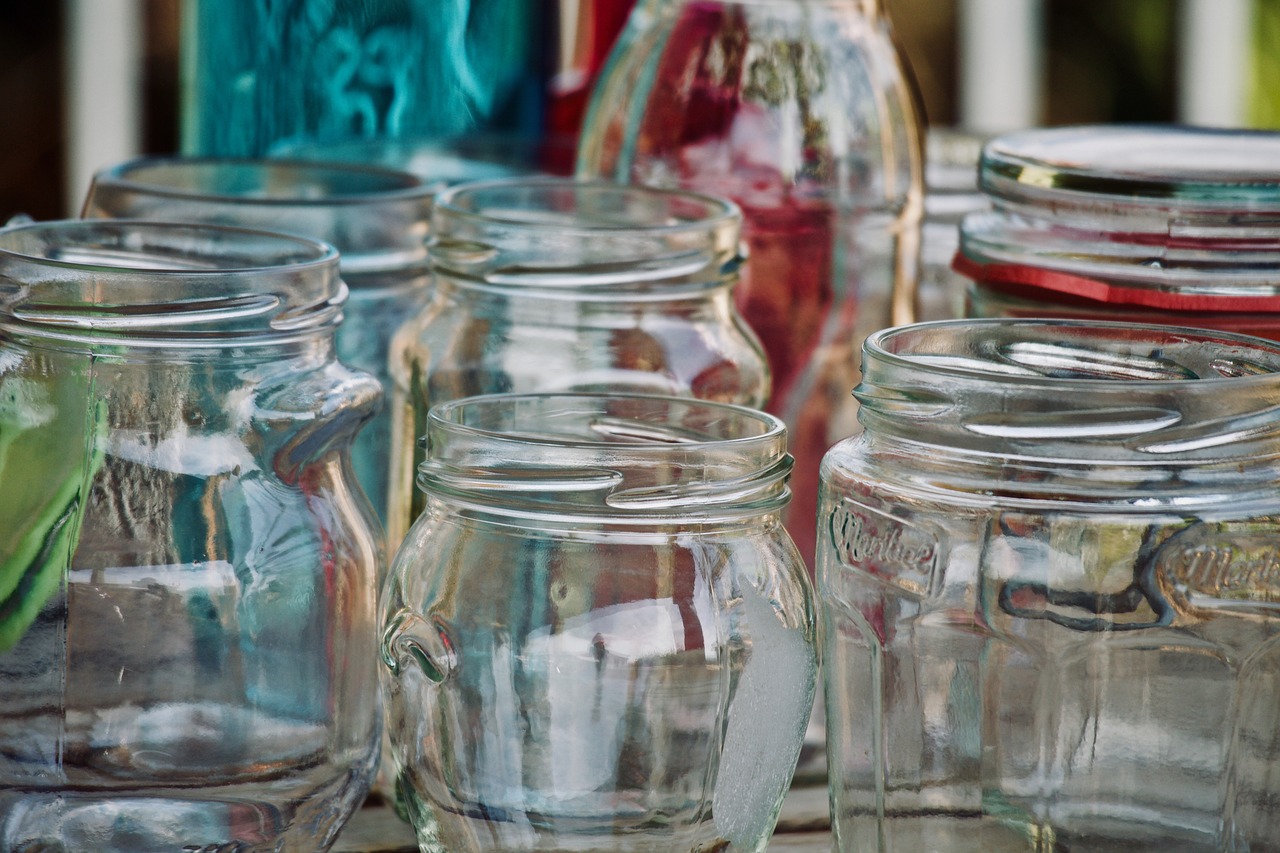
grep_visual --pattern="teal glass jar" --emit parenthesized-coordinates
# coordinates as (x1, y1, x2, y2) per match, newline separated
(180, 0, 542, 156)
(0, 221, 382, 852)
(383, 392, 817, 853)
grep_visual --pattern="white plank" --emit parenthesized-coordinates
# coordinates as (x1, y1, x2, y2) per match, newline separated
(958, 0, 1046, 133)
(1178, 0, 1251, 127)
(64, 0, 143, 216)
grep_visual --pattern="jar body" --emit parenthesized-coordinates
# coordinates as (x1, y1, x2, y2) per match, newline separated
(819, 320, 1280, 852)
(0, 222, 382, 852)
(382, 393, 817, 853)
(578, 0, 924, 568)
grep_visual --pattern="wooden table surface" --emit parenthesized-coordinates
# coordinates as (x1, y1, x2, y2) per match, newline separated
(331, 782, 833, 852)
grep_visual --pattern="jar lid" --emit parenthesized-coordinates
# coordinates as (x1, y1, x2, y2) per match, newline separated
(980, 125, 1280, 218)
(959, 126, 1280, 306)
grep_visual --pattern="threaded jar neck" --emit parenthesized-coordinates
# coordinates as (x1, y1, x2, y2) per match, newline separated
(853, 320, 1280, 504)
(417, 393, 791, 523)
(427, 179, 743, 294)
(0, 220, 343, 346)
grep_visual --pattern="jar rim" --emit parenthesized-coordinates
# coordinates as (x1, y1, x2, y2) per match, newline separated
(0, 218, 339, 274)
(0, 219, 345, 343)
(432, 178, 742, 236)
(865, 318, 1280, 391)
(83, 157, 436, 278)
(89, 156, 437, 207)
(419, 393, 792, 521)
(428, 391, 785, 450)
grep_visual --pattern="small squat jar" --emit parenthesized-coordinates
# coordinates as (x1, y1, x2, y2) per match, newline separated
(0, 221, 382, 852)
(957, 125, 1280, 340)
(83, 156, 436, 528)
(382, 393, 817, 853)
(386, 178, 769, 543)
(819, 319, 1280, 851)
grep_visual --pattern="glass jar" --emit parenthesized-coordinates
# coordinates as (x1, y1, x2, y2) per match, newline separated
(180, 0, 542, 156)
(386, 178, 770, 545)
(82, 157, 435, 531)
(577, 0, 924, 570)
(382, 392, 817, 853)
(819, 318, 1280, 851)
(0, 221, 382, 852)
(959, 125, 1280, 340)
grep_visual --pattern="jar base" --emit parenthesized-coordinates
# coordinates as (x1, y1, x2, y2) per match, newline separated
(0, 765, 373, 853)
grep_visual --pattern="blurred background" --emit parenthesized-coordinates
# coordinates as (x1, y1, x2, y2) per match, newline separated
(2, 0, 1277, 220)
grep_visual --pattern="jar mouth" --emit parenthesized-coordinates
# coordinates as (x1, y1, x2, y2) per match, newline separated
(866, 319, 1280, 388)
(418, 393, 791, 520)
(0, 219, 345, 343)
(84, 157, 435, 277)
(427, 179, 743, 289)
(857, 319, 1280, 457)
(434, 179, 739, 234)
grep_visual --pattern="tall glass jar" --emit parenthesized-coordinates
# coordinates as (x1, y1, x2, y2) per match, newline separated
(0, 221, 382, 852)
(820, 319, 1280, 851)
(958, 125, 1280, 340)
(577, 0, 924, 569)
(386, 178, 770, 545)
(82, 157, 435, 530)
(383, 392, 817, 853)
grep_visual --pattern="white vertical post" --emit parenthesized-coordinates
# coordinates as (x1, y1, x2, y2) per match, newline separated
(64, 0, 143, 216)
(1179, 0, 1250, 127)
(958, 0, 1046, 133)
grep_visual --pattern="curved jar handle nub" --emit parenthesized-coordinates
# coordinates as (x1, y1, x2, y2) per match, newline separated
(381, 610, 456, 683)
(258, 367, 384, 484)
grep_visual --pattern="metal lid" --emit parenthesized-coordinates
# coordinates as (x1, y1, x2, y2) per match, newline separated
(980, 125, 1280, 217)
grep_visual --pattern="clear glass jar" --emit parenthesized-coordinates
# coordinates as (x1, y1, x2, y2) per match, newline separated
(82, 156, 435, 531)
(0, 221, 382, 852)
(386, 178, 770, 545)
(576, 0, 924, 569)
(819, 318, 1280, 852)
(382, 392, 817, 853)
(959, 125, 1280, 340)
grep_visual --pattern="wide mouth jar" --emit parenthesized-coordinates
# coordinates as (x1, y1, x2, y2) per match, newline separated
(957, 125, 1280, 307)
(853, 319, 1280, 504)
(0, 219, 342, 345)
(417, 392, 791, 523)
(83, 157, 435, 278)
(426, 178, 743, 292)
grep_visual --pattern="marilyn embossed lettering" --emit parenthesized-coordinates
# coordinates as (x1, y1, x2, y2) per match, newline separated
(829, 499, 938, 595)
